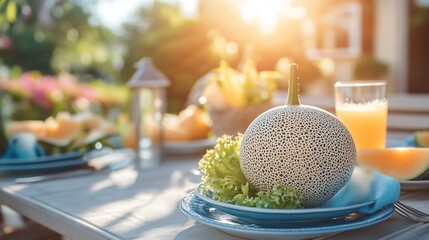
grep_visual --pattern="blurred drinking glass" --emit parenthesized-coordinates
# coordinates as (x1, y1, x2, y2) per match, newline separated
(334, 81, 388, 149)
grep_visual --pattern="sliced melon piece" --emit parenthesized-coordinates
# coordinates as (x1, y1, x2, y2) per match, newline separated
(70, 123, 117, 149)
(73, 111, 103, 132)
(6, 120, 45, 138)
(357, 148, 429, 180)
(415, 131, 429, 147)
(38, 113, 81, 147)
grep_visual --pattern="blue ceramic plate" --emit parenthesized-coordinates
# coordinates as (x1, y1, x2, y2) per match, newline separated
(195, 184, 375, 221)
(180, 191, 394, 240)
(0, 151, 84, 165)
(0, 157, 86, 175)
(0, 148, 124, 175)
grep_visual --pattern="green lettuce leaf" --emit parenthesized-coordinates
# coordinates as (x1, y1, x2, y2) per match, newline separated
(198, 134, 302, 209)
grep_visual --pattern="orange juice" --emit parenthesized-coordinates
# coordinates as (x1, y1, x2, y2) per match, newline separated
(336, 100, 388, 149)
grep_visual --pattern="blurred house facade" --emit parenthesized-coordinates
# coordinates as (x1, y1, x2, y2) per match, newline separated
(303, 0, 428, 94)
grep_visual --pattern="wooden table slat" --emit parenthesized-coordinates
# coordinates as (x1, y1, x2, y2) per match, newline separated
(0, 157, 428, 240)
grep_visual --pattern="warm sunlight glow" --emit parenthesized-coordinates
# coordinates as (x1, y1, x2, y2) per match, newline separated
(238, 0, 306, 34)
(240, 0, 284, 34)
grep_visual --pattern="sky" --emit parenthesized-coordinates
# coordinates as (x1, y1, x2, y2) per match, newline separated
(93, 0, 304, 35)
(94, 0, 198, 32)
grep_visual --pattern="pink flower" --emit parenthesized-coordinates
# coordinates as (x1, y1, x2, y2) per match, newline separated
(78, 84, 99, 101)
(17, 74, 54, 108)
(57, 74, 79, 96)
(2, 72, 123, 118)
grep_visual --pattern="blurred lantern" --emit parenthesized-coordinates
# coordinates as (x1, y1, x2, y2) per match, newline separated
(127, 58, 170, 169)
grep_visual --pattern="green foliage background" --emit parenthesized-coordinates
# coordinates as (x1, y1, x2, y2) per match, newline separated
(1, 0, 322, 114)
(121, 2, 221, 112)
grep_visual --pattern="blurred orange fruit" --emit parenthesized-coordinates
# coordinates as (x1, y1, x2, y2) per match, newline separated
(148, 105, 211, 142)
(201, 83, 229, 110)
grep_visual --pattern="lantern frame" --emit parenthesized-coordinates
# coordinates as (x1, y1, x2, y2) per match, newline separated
(127, 58, 170, 168)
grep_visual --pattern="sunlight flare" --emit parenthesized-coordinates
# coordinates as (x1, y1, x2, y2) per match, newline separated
(239, 0, 284, 34)
(238, 0, 306, 34)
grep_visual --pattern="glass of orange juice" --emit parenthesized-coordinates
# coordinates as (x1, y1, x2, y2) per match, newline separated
(334, 81, 388, 149)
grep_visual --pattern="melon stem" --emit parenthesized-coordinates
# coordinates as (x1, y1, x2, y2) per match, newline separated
(287, 63, 301, 106)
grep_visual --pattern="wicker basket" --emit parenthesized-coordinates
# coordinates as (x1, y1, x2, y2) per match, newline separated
(208, 102, 276, 136)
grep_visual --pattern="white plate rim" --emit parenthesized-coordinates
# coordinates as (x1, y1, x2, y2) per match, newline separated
(163, 138, 216, 153)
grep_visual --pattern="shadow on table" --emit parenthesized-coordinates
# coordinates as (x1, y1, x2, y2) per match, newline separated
(174, 225, 243, 240)
(6, 158, 203, 239)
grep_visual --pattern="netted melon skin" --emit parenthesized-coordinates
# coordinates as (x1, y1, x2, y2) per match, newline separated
(240, 105, 356, 207)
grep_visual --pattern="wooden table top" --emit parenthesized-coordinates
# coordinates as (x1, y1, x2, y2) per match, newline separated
(0, 156, 428, 240)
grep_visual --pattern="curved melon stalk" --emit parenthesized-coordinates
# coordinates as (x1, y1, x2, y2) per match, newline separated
(357, 148, 429, 180)
(287, 64, 300, 106)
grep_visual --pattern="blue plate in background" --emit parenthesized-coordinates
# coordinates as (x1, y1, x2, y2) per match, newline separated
(0, 153, 87, 176)
(0, 151, 84, 165)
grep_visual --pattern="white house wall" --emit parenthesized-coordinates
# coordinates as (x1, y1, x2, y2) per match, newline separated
(374, 0, 408, 93)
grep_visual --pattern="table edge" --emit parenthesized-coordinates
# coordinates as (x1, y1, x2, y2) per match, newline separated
(0, 185, 122, 240)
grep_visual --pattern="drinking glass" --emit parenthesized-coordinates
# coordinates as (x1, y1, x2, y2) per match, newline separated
(334, 81, 388, 149)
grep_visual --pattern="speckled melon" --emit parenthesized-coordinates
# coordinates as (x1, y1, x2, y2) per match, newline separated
(239, 64, 356, 208)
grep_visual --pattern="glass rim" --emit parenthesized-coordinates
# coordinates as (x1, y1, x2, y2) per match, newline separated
(334, 80, 387, 87)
